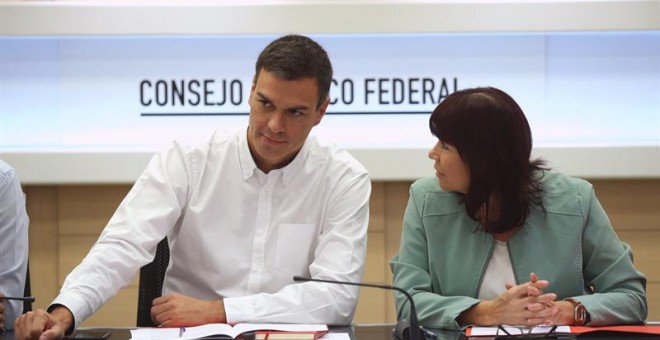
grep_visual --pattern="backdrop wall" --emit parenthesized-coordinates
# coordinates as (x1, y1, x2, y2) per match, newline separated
(1, 1, 659, 182)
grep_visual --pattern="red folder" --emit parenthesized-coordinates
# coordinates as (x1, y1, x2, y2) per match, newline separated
(570, 325, 660, 335)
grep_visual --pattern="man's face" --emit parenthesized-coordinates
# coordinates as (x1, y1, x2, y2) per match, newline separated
(247, 69, 328, 173)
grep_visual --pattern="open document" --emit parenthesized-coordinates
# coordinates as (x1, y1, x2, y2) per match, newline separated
(130, 323, 328, 340)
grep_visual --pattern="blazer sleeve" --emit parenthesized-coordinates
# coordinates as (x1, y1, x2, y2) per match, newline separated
(390, 185, 480, 330)
(574, 182, 647, 325)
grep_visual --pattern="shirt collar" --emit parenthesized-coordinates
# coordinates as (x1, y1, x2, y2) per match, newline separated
(238, 127, 311, 185)
(282, 135, 310, 186)
(238, 128, 258, 181)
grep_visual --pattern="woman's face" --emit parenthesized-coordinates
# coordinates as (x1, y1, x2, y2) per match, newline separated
(428, 140, 470, 193)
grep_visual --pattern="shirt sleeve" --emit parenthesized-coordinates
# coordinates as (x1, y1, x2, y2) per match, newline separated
(390, 185, 479, 331)
(574, 184, 647, 325)
(224, 171, 371, 325)
(50, 143, 190, 329)
(0, 165, 29, 331)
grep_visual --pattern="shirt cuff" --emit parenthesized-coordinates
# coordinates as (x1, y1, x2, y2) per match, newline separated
(50, 293, 91, 333)
(223, 295, 256, 325)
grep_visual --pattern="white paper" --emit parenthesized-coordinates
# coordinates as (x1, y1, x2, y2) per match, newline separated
(470, 325, 570, 336)
(320, 333, 351, 340)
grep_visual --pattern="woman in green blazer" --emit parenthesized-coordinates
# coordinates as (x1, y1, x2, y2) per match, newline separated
(390, 87, 647, 330)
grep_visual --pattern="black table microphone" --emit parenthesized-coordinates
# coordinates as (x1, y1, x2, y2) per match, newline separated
(293, 275, 429, 340)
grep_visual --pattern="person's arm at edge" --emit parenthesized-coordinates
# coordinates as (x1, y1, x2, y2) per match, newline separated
(0, 164, 29, 331)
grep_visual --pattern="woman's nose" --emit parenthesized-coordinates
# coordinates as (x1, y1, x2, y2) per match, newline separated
(428, 143, 440, 160)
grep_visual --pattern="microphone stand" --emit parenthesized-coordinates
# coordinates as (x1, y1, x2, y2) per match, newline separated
(293, 276, 426, 340)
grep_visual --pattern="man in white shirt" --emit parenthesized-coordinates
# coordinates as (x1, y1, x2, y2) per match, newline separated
(15, 34, 371, 340)
(0, 160, 30, 332)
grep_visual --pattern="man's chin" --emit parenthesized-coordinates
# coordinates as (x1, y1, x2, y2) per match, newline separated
(256, 145, 285, 161)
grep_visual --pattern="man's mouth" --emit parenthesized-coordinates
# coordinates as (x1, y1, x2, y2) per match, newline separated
(262, 133, 286, 144)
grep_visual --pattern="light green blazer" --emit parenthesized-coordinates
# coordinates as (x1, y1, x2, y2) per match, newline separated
(390, 171, 647, 330)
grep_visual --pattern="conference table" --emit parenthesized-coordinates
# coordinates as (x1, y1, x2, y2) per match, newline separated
(2, 323, 660, 340)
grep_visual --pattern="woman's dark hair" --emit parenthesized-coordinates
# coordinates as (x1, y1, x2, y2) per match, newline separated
(254, 34, 333, 109)
(429, 87, 548, 233)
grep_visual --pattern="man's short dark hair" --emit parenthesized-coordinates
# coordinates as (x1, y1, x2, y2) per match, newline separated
(254, 34, 333, 109)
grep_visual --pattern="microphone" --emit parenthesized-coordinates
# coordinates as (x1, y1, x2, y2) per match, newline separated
(293, 275, 429, 340)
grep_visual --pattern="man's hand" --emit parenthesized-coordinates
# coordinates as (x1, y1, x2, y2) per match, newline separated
(151, 293, 226, 327)
(14, 307, 73, 340)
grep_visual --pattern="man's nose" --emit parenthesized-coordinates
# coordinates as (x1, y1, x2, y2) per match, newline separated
(268, 111, 286, 132)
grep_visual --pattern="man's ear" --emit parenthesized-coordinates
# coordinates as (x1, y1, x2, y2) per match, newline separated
(315, 96, 330, 126)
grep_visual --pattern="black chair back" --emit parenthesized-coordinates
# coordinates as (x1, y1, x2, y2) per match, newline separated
(136, 238, 170, 327)
(23, 261, 32, 314)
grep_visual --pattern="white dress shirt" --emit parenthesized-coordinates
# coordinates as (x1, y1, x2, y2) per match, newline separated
(52, 129, 371, 329)
(0, 160, 29, 331)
